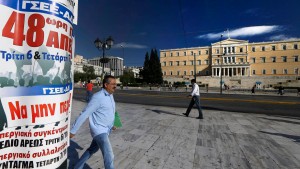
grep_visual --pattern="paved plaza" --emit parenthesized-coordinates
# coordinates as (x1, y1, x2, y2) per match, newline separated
(68, 99, 300, 169)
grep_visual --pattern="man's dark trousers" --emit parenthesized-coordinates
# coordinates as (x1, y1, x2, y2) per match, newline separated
(186, 96, 203, 118)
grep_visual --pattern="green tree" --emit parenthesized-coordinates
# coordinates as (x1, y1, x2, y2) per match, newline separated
(146, 48, 163, 84)
(120, 70, 135, 85)
(82, 65, 96, 80)
(153, 48, 163, 84)
(141, 52, 150, 83)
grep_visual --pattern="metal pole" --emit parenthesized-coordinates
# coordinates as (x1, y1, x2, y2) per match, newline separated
(121, 45, 124, 76)
(102, 46, 105, 78)
(194, 53, 196, 81)
(110, 58, 112, 75)
(220, 34, 223, 94)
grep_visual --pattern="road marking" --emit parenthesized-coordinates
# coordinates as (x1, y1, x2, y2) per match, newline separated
(116, 93, 300, 105)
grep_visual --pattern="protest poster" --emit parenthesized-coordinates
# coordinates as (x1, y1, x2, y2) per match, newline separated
(0, 0, 78, 168)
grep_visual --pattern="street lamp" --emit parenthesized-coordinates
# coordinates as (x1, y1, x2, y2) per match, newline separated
(219, 34, 223, 94)
(121, 45, 124, 76)
(121, 45, 124, 58)
(94, 36, 114, 79)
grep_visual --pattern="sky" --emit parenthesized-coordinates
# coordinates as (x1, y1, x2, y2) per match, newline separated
(74, 0, 300, 66)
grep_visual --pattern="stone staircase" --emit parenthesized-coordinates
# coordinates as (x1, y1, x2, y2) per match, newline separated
(273, 79, 300, 89)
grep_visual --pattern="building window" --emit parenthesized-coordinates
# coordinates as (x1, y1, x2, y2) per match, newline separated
(295, 68, 299, 75)
(191, 60, 194, 65)
(228, 57, 231, 63)
(163, 62, 166, 66)
(191, 51, 194, 55)
(240, 58, 244, 63)
(177, 71, 180, 75)
(252, 47, 255, 52)
(176, 61, 180, 66)
(224, 57, 227, 63)
(232, 47, 235, 53)
(198, 51, 201, 55)
(272, 57, 276, 62)
(294, 44, 298, 49)
(272, 46, 276, 51)
(294, 56, 299, 62)
(216, 49, 219, 54)
(205, 60, 209, 65)
(205, 50, 209, 54)
(261, 57, 266, 63)
(183, 61, 186, 65)
(282, 45, 287, 50)
(170, 71, 173, 75)
(169, 61, 173, 66)
(232, 57, 236, 63)
(170, 53, 173, 57)
(177, 52, 179, 56)
(164, 71, 166, 75)
(252, 58, 256, 63)
(163, 53, 166, 57)
(184, 71, 186, 75)
(262, 46, 265, 51)
(191, 71, 194, 75)
(184, 52, 186, 56)
(262, 69, 266, 74)
(283, 69, 288, 74)
(272, 69, 276, 74)
(282, 56, 287, 62)
(240, 48, 243, 53)
(252, 70, 256, 75)
(198, 60, 201, 65)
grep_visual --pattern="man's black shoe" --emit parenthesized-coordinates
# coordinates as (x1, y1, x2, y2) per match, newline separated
(196, 116, 203, 119)
(182, 113, 188, 117)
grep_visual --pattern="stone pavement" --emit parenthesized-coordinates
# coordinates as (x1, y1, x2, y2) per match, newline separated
(68, 99, 300, 169)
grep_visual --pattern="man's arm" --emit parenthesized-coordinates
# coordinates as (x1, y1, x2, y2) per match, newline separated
(69, 97, 99, 138)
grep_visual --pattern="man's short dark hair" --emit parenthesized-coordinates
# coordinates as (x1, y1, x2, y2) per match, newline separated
(103, 75, 116, 88)
(191, 79, 196, 83)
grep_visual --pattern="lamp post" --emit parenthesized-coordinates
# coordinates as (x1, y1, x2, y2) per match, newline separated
(193, 53, 196, 81)
(109, 58, 112, 75)
(219, 34, 223, 94)
(121, 45, 124, 58)
(94, 36, 114, 80)
(121, 45, 124, 76)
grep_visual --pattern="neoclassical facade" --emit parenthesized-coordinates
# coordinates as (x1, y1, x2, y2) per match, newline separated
(160, 38, 300, 88)
(88, 56, 124, 77)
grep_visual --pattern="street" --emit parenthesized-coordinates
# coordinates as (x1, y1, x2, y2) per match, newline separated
(73, 87, 300, 117)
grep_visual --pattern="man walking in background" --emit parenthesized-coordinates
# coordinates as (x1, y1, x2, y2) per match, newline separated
(86, 80, 94, 102)
(70, 75, 117, 169)
(183, 79, 203, 119)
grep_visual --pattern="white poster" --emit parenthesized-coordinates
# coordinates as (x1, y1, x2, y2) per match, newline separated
(0, 0, 78, 168)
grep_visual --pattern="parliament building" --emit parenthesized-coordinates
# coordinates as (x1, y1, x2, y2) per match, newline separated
(160, 38, 300, 88)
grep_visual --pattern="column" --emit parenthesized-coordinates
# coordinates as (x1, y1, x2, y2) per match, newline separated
(227, 68, 229, 77)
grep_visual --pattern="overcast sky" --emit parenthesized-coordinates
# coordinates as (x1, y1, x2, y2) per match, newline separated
(74, 0, 300, 66)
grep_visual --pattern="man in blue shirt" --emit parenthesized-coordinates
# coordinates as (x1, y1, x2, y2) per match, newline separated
(70, 75, 117, 169)
(183, 79, 203, 119)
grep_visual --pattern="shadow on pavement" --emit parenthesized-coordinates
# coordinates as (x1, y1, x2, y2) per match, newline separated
(259, 131, 300, 143)
(259, 117, 300, 125)
(68, 140, 92, 169)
